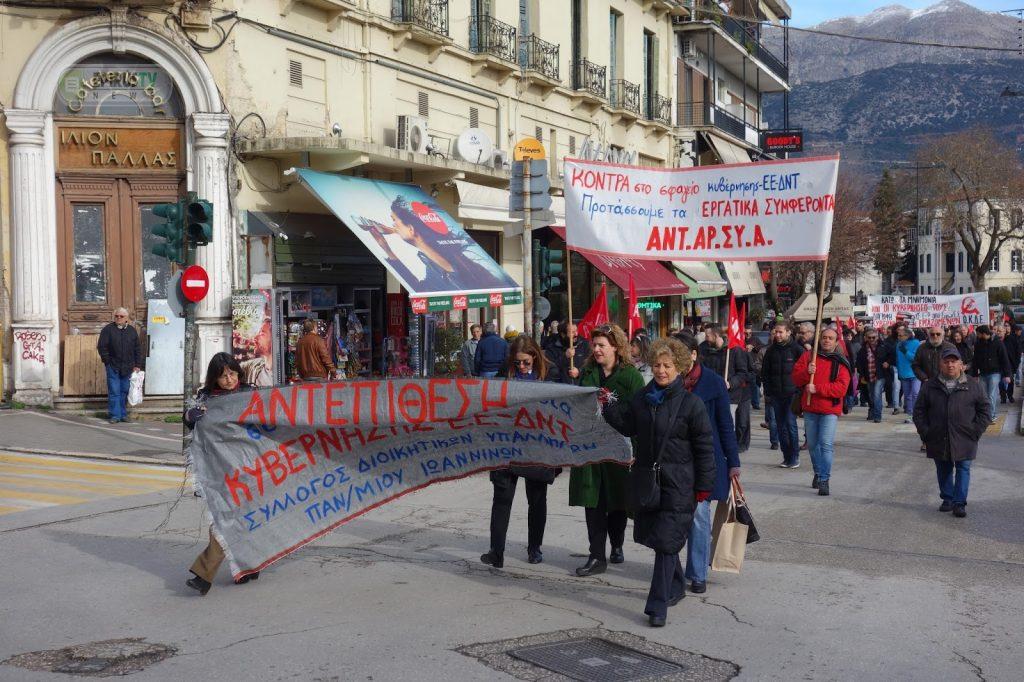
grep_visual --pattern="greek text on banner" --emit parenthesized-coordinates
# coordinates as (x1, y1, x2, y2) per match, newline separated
(867, 292, 989, 329)
(563, 155, 840, 262)
(190, 379, 632, 578)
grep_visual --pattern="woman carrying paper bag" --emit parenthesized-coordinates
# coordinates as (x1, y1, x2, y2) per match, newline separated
(603, 338, 716, 627)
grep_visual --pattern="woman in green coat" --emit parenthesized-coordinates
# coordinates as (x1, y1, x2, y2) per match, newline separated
(568, 324, 646, 577)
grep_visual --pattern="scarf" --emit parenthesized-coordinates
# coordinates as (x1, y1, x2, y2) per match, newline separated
(514, 370, 538, 381)
(645, 376, 682, 405)
(866, 342, 878, 381)
(683, 363, 702, 392)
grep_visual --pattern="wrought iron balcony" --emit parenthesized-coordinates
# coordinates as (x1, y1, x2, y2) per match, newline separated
(469, 14, 516, 63)
(572, 59, 606, 99)
(646, 93, 672, 125)
(609, 79, 641, 115)
(520, 34, 560, 81)
(677, 101, 760, 146)
(391, 0, 449, 38)
(686, 2, 788, 83)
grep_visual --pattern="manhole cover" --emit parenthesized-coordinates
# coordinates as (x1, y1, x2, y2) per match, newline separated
(3, 638, 176, 677)
(511, 637, 683, 681)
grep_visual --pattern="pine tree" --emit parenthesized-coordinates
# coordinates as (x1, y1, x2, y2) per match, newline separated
(870, 170, 904, 278)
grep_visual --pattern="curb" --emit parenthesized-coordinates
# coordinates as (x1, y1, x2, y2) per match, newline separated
(0, 447, 183, 468)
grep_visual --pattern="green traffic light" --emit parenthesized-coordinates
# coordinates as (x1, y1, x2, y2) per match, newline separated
(151, 200, 185, 266)
(186, 199, 213, 245)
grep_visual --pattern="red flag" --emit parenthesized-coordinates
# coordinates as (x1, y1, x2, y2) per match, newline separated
(1004, 312, 1011, 324)
(627, 274, 643, 339)
(727, 295, 744, 349)
(577, 283, 610, 340)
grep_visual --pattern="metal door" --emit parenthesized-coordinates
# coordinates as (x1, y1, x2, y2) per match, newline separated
(144, 299, 184, 395)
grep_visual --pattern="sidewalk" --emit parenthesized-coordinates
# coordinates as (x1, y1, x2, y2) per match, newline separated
(0, 409, 183, 464)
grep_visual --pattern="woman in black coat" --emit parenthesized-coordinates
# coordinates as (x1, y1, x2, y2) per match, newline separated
(603, 338, 716, 627)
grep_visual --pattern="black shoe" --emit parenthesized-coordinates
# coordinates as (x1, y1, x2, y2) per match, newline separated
(939, 500, 954, 512)
(873, 419, 882, 423)
(186, 576, 211, 595)
(690, 581, 707, 594)
(812, 475, 820, 489)
(952, 505, 967, 518)
(893, 408, 900, 415)
(233, 571, 259, 585)
(648, 614, 666, 627)
(480, 551, 504, 568)
(817, 480, 830, 496)
(609, 547, 624, 564)
(108, 418, 120, 424)
(527, 547, 543, 564)
(770, 443, 779, 450)
(668, 593, 684, 607)
(575, 557, 607, 577)
(1010, 397, 1015, 403)
(1000, 398, 1007, 404)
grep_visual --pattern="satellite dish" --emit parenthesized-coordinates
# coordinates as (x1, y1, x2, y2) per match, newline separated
(454, 128, 494, 164)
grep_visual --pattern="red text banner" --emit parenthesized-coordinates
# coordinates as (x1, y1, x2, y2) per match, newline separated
(563, 155, 840, 262)
(190, 379, 631, 578)
(867, 292, 989, 329)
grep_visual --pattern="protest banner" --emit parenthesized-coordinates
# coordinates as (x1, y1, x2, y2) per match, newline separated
(562, 155, 839, 262)
(866, 292, 989, 329)
(191, 378, 632, 578)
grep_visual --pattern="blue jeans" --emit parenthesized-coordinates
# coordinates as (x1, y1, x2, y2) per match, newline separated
(771, 395, 799, 464)
(751, 381, 761, 409)
(765, 402, 779, 446)
(804, 412, 838, 481)
(478, 370, 499, 378)
(869, 378, 886, 420)
(900, 378, 921, 416)
(934, 459, 972, 506)
(980, 373, 1000, 419)
(105, 365, 131, 421)
(684, 499, 712, 584)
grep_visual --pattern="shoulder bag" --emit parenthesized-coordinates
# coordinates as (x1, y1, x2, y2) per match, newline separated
(629, 394, 683, 512)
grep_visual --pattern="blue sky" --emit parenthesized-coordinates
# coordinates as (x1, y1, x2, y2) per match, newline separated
(794, 1, 1014, 27)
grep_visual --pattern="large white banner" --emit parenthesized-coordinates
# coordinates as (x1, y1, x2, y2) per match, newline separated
(563, 155, 840, 262)
(867, 293, 989, 329)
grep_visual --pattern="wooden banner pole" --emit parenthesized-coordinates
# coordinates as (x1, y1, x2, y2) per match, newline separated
(807, 255, 831, 405)
(566, 245, 575, 373)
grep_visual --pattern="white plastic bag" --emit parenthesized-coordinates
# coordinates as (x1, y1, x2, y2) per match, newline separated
(128, 370, 145, 406)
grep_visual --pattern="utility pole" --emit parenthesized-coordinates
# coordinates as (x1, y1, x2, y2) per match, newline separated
(522, 157, 533, 337)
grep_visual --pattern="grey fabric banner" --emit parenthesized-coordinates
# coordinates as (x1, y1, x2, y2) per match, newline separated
(191, 378, 632, 577)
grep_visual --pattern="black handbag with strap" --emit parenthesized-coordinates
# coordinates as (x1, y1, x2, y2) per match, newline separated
(629, 393, 683, 512)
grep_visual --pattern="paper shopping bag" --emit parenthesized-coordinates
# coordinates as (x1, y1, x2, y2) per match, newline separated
(710, 487, 748, 573)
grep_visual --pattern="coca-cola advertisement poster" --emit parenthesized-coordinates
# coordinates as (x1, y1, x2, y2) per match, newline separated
(231, 289, 274, 388)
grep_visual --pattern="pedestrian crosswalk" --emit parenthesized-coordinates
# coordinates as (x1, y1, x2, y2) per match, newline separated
(0, 452, 185, 516)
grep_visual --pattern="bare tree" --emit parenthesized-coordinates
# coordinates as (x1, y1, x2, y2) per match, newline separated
(915, 128, 1024, 290)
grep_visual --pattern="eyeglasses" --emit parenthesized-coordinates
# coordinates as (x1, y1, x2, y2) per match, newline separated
(514, 359, 533, 366)
(115, 314, 128, 319)
(929, 333, 943, 338)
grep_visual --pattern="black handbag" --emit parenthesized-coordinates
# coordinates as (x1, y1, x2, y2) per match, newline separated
(732, 479, 760, 544)
(629, 397, 682, 512)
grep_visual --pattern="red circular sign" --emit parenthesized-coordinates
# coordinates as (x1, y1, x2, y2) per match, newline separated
(180, 265, 210, 303)
(411, 201, 449, 235)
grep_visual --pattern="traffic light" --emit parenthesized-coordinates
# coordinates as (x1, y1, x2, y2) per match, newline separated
(185, 194, 213, 246)
(151, 200, 184, 265)
(537, 246, 565, 292)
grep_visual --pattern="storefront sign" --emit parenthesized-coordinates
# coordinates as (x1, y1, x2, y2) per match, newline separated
(191, 379, 632, 578)
(411, 291, 522, 314)
(54, 59, 181, 117)
(637, 300, 664, 310)
(867, 293, 989, 329)
(57, 126, 182, 171)
(761, 129, 804, 153)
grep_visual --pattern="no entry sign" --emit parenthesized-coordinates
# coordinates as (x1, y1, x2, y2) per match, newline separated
(180, 265, 210, 302)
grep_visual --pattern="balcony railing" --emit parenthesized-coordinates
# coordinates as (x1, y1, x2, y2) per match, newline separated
(647, 93, 672, 125)
(677, 101, 756, 144)
(609, 79, 641, 115)
(572, 59, 606, 99)
(391, 0, 449, 38)
(688, 2, 788, 83)
(469, 14, 516, 63)
(520, 34, 560, 81)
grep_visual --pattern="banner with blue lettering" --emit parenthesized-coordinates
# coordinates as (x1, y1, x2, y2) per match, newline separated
(191, 379, 632, 578)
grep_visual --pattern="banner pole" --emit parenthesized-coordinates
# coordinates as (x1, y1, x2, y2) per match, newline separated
(566, 244, 575, 373)
(807, 254, 830, 405)
(724, 346, 731, 388)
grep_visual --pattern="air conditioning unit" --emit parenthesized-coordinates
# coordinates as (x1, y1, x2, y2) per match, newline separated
(680, 39, 697, 59)
(491, 149, 510, 170)
(397, 115, 429, 154)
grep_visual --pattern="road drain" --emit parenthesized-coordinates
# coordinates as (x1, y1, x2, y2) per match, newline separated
(459, 628, 739, 681)
(3, 638, 176, 677)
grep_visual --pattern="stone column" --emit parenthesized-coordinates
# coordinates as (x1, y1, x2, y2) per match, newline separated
(191, 112, 233, 379)
(6, 109, 57, 405)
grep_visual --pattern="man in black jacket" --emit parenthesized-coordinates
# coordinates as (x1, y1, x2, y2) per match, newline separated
(855, 328, 895, 423)
(760, 322, 804, 468)
(699, 326, 754, 452)
(913, 346, 990, 518)
(96, 307, 143, 424)
(998, 324, 1019, 404)
(970, 325, 1011, 422)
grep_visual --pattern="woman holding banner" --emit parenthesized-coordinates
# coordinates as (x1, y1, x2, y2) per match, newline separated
(481, 337, 561, 568)
(602, 338, 716, 627)
(569, 325, 645, 577)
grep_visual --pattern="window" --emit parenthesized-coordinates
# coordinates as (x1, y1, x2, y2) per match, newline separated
(289, 59, 303, 87)
(418, 91, 429, 117)
(643, 30, 658, 114)
(1012, 249, 1022, 272)
(926, 253, 932, 273)
(990, 252, 1000, 272)
(919, 254, 925, 272)
(469, 107, 479, 128)
(518, 0, 530, 67)
(72, 204, 107, 303)
(958, 252, 964, 273)
(569, 135, 576, 155)
(535, 126, 543, 142)
(990, 209, 1002, 229)
(959, 287, 964, 294)
(609, 11, 622, 82)
(571, 0, 583, 67)
(945, 252, 955, 274)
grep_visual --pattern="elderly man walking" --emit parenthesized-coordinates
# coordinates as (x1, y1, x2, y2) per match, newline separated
(97, 307, 142, 424)
(460, 324, 482, 376)
(913, 347, 990, 518)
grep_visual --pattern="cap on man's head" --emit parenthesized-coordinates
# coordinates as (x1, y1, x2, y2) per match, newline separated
(941, 347, 962, 360)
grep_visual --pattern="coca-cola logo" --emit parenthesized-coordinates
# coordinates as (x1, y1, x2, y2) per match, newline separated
(489, 293, 503, 307)
(453, 295, 467, 310)
(411, 202, 449, 235)
(411, 298, 427, 314)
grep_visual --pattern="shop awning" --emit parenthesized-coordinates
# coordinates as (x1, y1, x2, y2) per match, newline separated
(453, 180, 523, 230)
(722, 261, 766, 296)
(671, 262, 728, 300)
(293, 168, 522, 311)
(550, 227, 688, 297)
(704, 131, 752, 165)
(784, 293, 854, 322)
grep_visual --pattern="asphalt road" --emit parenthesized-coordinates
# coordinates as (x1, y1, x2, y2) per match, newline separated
(0, 401, 1021, 681)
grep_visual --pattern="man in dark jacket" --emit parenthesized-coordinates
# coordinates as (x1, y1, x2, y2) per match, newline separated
(998, 324, 1019, 404)
(96, 307, 143, 424)
(760, 322, 804, 468)
(913, 347, 990, 518)
(474, 322, 509, 377)
(744, 324, 764, 409)
(912, 326, 956, 383)
(970, 325, 1011, 422)
(545, 323, 590, 384)
(699, 326, 754, 453)
(855, 328, 895, 423)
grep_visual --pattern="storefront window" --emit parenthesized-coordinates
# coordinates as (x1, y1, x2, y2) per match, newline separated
(139, 204, 173, 300)
(72, 204, 107, 303)
(53, 53, 183, 118)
